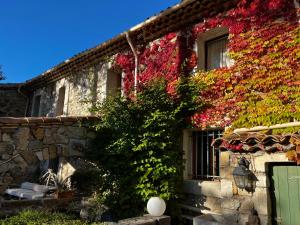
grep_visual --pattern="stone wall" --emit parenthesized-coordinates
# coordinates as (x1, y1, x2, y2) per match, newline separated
(0, 84, 27, 117)
(0, 116, 97, 194)
(182, 130, 290, 225)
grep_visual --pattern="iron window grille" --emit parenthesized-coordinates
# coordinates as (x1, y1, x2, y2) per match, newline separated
(192, 130, 223, 180)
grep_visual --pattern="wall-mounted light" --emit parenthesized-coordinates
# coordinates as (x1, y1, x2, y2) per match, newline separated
(232, 157, 257, 192)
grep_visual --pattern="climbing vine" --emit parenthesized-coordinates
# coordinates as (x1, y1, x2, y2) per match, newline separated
(115, 33, 182, 96)
(191, 3, 299, 130)
(115, 0, 299, 131)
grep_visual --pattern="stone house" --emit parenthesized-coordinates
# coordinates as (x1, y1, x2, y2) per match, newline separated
(0, 0, 299, 224)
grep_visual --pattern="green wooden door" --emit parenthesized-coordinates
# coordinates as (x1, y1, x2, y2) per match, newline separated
(270, 164, 300, 225)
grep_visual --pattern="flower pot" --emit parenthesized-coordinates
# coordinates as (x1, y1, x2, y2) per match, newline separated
(54, 190, 75, 199)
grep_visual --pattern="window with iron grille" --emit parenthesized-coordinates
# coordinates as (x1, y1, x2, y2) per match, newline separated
(192, 130, 223, 179)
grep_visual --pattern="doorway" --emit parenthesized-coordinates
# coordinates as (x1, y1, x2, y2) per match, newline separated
(269, 163, 300, 225)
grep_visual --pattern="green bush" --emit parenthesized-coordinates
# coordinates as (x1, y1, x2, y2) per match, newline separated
(87, 78, 203, 219)
(0, 210, 107, 225)
(0, 210, 102, 225)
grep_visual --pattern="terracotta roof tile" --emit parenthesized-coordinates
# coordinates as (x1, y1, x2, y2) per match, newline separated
(212, 131, 300, 153)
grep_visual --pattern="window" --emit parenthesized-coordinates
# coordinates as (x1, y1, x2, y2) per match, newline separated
(56, 86, 66, 116)
(192, 130, 223, 179)
(197, 27, 233, 71)
(32, 95, 41, 117)
(107, 69, 122, 97)
(205, 35, 232, 70)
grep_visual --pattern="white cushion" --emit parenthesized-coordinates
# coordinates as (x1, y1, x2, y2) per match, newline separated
(5, 182, 56, 200)
(19, 190, 45, 200)
(20, 182, 52, 193)
(20, 182, 36, 190)
(5, 188, 22, 196)
(32, 184, 49, 193)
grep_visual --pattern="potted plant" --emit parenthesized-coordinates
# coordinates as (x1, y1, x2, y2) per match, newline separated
(41, 169, 75, 199)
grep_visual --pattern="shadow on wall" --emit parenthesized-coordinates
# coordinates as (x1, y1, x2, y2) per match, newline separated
(0, 89, 27, 117)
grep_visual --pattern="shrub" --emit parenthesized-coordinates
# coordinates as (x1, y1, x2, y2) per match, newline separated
(0, 210, 104, 225)
(87, 78, 203, 219)
(72, 168, 104, 195)
(0, 210, 110, 225)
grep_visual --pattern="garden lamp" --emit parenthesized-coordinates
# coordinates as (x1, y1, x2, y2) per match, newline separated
(147, 197, 166, 217)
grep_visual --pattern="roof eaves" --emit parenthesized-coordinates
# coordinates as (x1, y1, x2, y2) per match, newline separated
(0, 83, 24, 90)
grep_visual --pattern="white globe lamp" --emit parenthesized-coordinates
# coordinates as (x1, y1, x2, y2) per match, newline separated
(147, 197, 166, 217)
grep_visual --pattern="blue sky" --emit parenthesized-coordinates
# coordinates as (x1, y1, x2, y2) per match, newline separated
(0, 0, 179, 83)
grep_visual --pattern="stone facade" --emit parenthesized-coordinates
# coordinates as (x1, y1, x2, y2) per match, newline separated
(28, 62, 121, 117)
(183, 130, 290, 225)
(0, 117, 97, 194)
(0, 85, 27, 117)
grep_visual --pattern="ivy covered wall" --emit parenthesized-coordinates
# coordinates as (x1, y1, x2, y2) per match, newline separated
(114, 0, 299, 131)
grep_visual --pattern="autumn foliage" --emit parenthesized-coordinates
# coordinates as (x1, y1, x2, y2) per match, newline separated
(115, 0, 299, 130)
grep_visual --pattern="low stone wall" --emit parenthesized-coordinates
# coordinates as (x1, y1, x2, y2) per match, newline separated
(0, 116, 98, 194)
(118, 215, 170, 225)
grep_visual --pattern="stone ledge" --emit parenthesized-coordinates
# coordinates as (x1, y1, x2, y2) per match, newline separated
(0, 83, 23, 90)
(0, 116, 99, 127)
(118, 215, 170, 225)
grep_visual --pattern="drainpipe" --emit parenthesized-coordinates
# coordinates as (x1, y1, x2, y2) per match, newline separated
(66, 83, 71, 116)
(125, 32, 139, 96)
(294, 0, 300, 20)
(18, 84, 29, 117)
